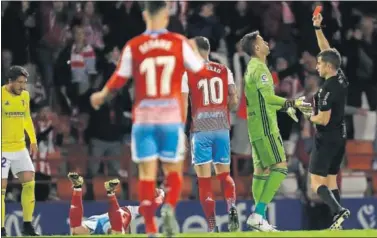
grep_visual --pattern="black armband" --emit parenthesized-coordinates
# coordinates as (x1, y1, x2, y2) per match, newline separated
(314, 26, 322, 30)
(282, 99, 295, 110)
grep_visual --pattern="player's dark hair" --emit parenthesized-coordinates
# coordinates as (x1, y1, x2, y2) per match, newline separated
(317, 48, 341, 70)
(8, 66, 29, 81)
(240, 31, 259, 56)
(194, 36, 210, 52)
(144, 1, 167, 16)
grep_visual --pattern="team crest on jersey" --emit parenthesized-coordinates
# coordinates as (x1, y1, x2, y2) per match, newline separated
(5, 101, 9, 106)
(261, 74, 268, 84)
(21, 100, 25, 106)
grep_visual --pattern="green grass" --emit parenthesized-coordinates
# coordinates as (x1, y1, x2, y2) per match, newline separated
(33, 229, 377, 237)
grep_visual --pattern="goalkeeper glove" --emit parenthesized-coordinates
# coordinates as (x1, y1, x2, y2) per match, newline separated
(286, 107, 299, 122)
(284, 96, 312, 114)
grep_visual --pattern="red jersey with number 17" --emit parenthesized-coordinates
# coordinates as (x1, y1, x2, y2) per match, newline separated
(182, 62, 235, 132)
(105, 29, 205, 124)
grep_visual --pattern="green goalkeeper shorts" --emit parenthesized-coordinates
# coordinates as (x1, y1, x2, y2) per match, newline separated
(251, 133, 286, 169)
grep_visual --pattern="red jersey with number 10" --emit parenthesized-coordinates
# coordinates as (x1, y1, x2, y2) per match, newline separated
(182, 62, 235, 132)
(105, 30, 205, 124)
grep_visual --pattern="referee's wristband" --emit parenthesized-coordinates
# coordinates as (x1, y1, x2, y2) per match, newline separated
(314, 26, 322, 30)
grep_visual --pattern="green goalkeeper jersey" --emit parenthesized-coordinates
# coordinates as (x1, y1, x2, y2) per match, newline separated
(244, 58, 286, 142)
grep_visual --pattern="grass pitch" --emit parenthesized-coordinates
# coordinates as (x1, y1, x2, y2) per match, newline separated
(32, 229, 377, 237)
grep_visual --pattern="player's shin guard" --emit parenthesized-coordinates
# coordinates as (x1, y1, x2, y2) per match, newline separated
(165, 172, 182, 208)
(69, 189, 83, 228)
(198, 177, 216, 232)
(1, 189, 6, 228)
(21, 181, 35, 222)
(108, 194, 123, 233)
(138, 180, 157, 234)
(217, 172, 236, 211)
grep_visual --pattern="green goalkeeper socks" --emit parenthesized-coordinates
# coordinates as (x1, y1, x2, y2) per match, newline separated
(252, 174, 268, 218)
(255, 167, 288, 216)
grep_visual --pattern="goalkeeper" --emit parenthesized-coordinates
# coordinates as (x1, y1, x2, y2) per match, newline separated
(240, 31, 312, 231)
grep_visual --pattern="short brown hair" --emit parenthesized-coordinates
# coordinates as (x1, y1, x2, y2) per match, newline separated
(194, 36, 210, 52)
(240, 31, 260, 56)
(144, 1, 167, 15)
(317, 48, 342, 69)
(8, 66, 29, 81)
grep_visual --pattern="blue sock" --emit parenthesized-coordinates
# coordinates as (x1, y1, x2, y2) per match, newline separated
(255, 202, 266, 217)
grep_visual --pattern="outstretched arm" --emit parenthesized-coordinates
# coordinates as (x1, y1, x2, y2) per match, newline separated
(313, 13, 331, 51)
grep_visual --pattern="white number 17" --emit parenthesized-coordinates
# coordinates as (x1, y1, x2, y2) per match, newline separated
(140, 56, 176, 96)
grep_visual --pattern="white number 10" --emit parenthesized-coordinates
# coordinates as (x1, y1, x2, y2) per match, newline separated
(140, 56, 176, 96)
(198, 77, 224, 105)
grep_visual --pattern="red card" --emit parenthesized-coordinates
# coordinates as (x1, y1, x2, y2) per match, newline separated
(313, 6, 323, 16)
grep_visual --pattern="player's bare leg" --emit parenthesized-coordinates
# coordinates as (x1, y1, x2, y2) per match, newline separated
(68, 173, 90, 235)
(138, 160, 159, 237)
(214, 164, 239, 232)
(161, 161, 183, 237)
(195, 163, 218, 232)
(105, 178, 124, 234)
(311, 174, 350, 230)
(17, 171, 39, 236)
(1, 179, 7, 237)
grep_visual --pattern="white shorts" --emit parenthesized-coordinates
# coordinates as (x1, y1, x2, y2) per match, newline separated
(1, 148, 35, 179)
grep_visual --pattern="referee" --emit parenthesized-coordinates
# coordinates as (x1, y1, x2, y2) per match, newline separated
(305, 13, 350, 229)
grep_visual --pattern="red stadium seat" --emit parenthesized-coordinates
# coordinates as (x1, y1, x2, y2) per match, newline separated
(128, 177, 139, 201)
(235, 176, 252, 199)
(346, 140, 374, 155)
(181, 176, 193, 200)
(57, 178, 72, 201)
(346, 140, 374, 171)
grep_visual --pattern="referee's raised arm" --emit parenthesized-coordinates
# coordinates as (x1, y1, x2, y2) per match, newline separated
(313, 13, 331, 51)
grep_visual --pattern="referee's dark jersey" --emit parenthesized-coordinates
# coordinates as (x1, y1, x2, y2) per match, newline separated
(309, 69, 348, 177)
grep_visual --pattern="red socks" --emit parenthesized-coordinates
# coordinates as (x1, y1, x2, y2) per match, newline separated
(198, 177, 216, 231)
(138, 180, 157, 234)
(69, 189, 83, 228)
(165, 172, 182, 208)
(108, 194, 123, 233)
(217, 172, 236, 210)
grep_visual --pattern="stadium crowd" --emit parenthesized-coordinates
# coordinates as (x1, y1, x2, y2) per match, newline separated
(2, 0, 377, 230)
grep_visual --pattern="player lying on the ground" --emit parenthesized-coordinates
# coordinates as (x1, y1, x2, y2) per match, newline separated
(181, 36, 239, 233)
(67, 173, 165, 235)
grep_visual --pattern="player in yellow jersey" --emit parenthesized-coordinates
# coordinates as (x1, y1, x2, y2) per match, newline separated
(1, 66, 39, 236)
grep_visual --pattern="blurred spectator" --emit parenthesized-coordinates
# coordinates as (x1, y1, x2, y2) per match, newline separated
(166, 1, 185, 34)
(345, 15, 377, 139)
(33, 106, 61, 201)
(1, 49, 13, 85)
(55, 24, 97, 114)
(80, 1, 105, 50)
(226, 1, 259, 56)
(187, 2, 225, 51)
(2, 1, 40, 65)
(84, 46, 132, 199)
(231, 42, 251, 157)
(102, 1, 145, 49)
(38, 1, 71, 87)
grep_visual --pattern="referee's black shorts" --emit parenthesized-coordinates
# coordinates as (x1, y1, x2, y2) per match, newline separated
(309, 131, 346, 177)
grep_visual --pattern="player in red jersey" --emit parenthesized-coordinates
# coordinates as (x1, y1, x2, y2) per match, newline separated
(181, 37, 239, 232)
(67, 172, 165, 235)
(90, 2, 206, 237)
